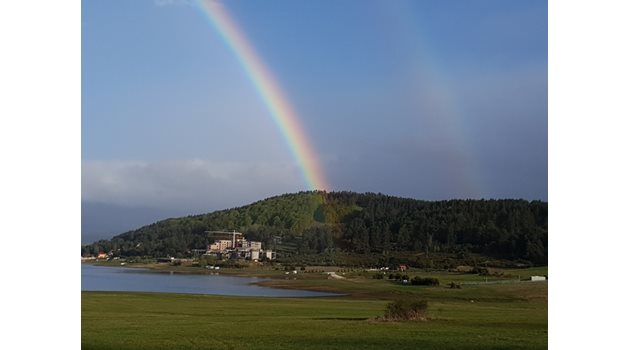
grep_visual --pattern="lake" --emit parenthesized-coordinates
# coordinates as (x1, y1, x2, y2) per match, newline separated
(81, 264, 339, 297)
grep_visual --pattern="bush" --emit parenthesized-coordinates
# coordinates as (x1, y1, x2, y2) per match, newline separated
(475, 267, 490, 276)
(382, 299, 428, 321)
(410, 276, 440, 286)
(448, 282, 461, 289)
(390, 273, 403, 280)
(372, 273, 384, 279)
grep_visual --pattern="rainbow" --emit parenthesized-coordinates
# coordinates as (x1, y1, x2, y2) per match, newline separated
(378, 2, 484, 198)
(196, 0, 329, 191)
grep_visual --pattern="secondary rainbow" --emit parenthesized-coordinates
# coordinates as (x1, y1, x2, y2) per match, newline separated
(197, 0, 329, 191)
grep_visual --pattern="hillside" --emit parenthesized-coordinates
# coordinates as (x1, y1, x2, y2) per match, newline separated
(82, 191, 547, 265)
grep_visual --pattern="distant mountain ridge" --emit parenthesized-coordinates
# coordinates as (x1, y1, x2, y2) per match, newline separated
(82, 191, 547, 265)
(81, 201, 186, 244)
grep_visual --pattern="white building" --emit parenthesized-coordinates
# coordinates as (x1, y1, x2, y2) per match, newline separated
(248, 241, 262, 250)
(208, 239, 233, 252)
(206, 238, 274, 260)
(262, 250, 276, 260)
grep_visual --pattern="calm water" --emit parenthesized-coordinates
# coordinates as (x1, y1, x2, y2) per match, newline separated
(81, 264, 338, 297)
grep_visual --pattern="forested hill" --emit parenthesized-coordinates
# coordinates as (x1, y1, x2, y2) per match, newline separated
(82, 191, 548, 265)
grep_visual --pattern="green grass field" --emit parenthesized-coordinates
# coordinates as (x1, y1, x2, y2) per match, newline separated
(82, 268, 547, 349)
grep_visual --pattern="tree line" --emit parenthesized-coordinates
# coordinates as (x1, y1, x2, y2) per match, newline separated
(82, 191, 547, 265)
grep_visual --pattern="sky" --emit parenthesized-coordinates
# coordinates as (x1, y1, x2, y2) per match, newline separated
(82, 0, 547, 241)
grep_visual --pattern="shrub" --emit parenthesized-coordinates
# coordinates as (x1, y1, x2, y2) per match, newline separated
(382, 299, 428, 321)
(410, 276, 440, 286)
(372, 273, 384, 279)
(448, 282, 461, 289)
(471, 267, 490, 275)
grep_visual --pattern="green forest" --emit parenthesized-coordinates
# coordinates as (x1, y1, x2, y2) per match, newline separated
(82, 191, 547, 266)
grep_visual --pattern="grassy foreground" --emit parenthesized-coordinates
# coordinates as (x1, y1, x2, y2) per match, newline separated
(82, 275, 547, 349)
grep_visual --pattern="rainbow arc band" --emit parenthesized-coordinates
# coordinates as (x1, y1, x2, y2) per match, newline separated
(198, 0, 329, 191)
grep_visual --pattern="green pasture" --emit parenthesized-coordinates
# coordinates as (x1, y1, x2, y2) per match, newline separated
(82, 270, 547, 350)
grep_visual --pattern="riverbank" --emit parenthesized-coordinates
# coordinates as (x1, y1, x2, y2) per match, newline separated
(83, 260, 547, 300)
(84, 259, 312, 278)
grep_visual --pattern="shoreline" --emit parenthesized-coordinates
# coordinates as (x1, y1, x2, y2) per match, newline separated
(82, 261, 548, 300)
(82, 261, 353, 296)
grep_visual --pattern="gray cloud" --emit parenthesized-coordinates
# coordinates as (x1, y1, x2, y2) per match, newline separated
(82, 159, 305, 213)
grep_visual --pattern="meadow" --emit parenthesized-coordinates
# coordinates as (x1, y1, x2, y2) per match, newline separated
(82, 267, 547, 349)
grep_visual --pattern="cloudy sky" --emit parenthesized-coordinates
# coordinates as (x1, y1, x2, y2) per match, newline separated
(82, 0, 547, 241)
